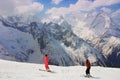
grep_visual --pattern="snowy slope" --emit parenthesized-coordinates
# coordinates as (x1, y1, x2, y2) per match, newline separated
(0, 44, 15, 60)
(0, 59, 120, 80)
(0, 17, 42, 63)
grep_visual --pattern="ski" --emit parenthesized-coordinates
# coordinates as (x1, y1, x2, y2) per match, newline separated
(39, 69, 55, 73)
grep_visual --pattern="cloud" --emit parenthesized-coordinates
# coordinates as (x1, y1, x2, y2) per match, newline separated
(100, 7, 112, 13)
(15, 2, 44, 15)
(0, 0, 15, 16)
(46, 0, 120, 17)
(91, 0, 120, 9)
(46, 7, 69, 17)
(0, 0, 44, 16)
(52, 0, 62, 5)
(46, 0, 92, 17)
(111, 9, 120, 18)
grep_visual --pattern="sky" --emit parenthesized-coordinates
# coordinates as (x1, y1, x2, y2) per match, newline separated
(0, 0, 120, 17)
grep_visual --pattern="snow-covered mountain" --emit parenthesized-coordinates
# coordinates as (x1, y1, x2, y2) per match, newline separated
(0, 59, 120, 80)
(0, 16, 42, 63)
(0, 15, 106, 66)
(0, 44, 15, 60)
(63, 10, 120, 67)
(0, 9, 120, 67)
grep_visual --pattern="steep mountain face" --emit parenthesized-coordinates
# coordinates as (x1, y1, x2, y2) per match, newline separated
(88, 11, 120, 67)
(0, 18, 42, 63)
(102, 37, 120, 67)
(0, 44, 15, 60)
(0, 15, 106, 66)
(67, 11, 120, 67)
(90, 11, 120, 38)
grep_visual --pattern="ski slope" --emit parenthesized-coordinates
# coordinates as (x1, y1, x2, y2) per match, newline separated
(0, 59, 120, 80)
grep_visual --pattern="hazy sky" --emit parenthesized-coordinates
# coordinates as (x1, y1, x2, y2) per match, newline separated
(0, 0, 120, 17)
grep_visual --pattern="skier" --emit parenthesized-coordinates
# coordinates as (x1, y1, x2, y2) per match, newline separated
(85, 59, 91, 77)
(44, 54, 50, 72)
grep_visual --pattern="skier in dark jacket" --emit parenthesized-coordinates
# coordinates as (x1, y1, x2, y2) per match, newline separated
(85, 59, 91, 77)
(44, 54, 50, 71)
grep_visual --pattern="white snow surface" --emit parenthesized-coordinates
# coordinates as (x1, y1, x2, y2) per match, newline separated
(0, 59, 120, 80)
(0, 21, 42, 63)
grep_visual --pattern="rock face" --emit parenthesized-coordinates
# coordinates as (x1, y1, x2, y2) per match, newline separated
(87, 11, 120, 67)
(102, 37, 120, 67)
(0, 16, 106, 66)
(69, 11, 120, 67)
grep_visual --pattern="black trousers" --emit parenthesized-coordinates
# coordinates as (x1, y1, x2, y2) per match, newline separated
(86, 67, 91, 75)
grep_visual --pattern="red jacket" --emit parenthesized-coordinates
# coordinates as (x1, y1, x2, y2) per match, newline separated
(44, 56, 49, 65)
(86, 60, 91, 68)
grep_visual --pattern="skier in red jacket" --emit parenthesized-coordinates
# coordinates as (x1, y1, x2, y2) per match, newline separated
(85, 59, 91, 77)
(44, 54, 50, 71)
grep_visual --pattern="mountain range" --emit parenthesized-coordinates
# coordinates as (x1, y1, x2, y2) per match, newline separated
(0, 10, 120, 67)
